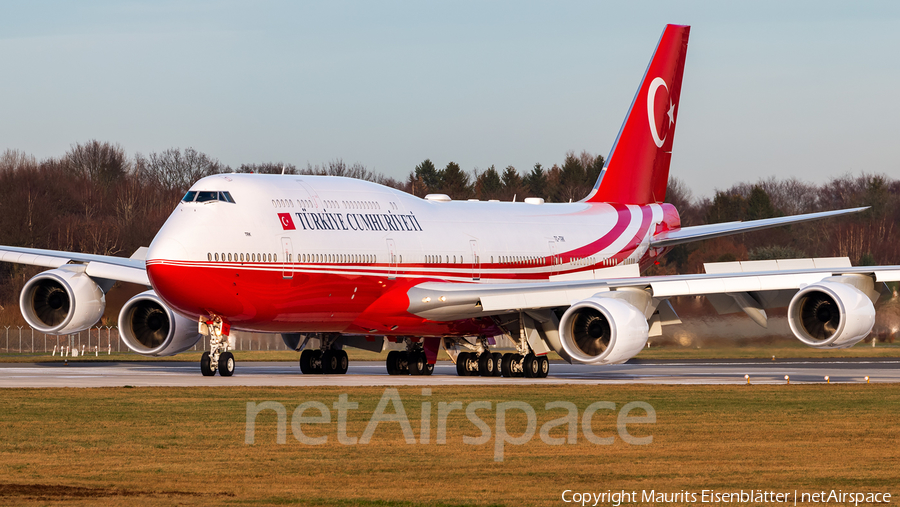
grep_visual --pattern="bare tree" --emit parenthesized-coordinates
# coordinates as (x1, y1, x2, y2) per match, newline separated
(136, 147, 226, 193)
(65, 140, 129, 187)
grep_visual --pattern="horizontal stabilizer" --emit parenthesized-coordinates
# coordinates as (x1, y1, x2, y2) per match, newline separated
(650, 207, 868, 248)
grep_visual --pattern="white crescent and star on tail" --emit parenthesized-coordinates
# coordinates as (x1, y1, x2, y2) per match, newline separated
(647, 77, 675, 148)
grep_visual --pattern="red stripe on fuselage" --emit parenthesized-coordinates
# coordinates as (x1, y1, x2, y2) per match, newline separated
(146, 203, 659, 335)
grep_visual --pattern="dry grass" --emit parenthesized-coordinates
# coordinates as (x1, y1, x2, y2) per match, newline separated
(0, 385, 897, 506)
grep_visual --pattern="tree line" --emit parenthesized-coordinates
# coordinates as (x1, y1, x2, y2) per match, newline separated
(0, 140, 898, 324)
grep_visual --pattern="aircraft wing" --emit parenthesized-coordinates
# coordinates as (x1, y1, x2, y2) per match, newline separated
(406, 258, 900, 322)
(650, 207, 869, 248)
(0, 245, 150, 286)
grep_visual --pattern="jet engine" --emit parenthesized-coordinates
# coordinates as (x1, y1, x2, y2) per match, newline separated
(558, 296, 649, 364)
(118, 291, 201, 356)
(20, 268, 105, 334)
(788, 280, 876, 349)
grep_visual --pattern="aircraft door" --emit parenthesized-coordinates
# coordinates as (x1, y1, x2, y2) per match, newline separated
(469, 240, 480, 280)
(386, 239, 397, 280)
(281, 237, 294, 279)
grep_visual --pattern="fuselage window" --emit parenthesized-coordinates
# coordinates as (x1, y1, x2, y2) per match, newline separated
(182, 191, 197, 202)
(240, 253, 244, 262)
(228, 253, 232, 262)
(215, 253, 219, 261)
(207, 253, 212, 261)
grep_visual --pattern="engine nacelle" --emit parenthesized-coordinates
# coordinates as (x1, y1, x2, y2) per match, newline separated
(118, 290, 201, 356)
(20, 268, 105, 334)
(788, 280, 875, 349)
(558, 297, 649, 364)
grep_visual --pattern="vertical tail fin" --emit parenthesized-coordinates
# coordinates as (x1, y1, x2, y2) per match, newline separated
(586, 24, 690, 205)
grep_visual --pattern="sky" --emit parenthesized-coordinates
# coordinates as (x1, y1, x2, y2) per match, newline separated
(2, 1, 899, 199)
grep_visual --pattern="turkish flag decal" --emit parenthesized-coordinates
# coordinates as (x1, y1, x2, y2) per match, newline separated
(278, 213, 296, 230)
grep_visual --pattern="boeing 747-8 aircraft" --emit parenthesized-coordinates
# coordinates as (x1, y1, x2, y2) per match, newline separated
(3, 25, 898, 377)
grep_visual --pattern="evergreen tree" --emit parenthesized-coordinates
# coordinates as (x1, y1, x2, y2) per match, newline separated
(524, 163, 546, 198)
(706, 191, 747, 223)
(559, 153, 586, 202)
(415, 159, 441, 192)
(500, 165, 523, 201)
(476, 165, 502, 200)
(745, 185, 779, 220)
(439, 162, 472, 199)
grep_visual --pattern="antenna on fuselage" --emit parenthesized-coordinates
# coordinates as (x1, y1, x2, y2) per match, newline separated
(282, 165, 286, 175)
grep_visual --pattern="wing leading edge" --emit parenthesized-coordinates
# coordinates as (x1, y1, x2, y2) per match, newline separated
(0, 245, 149, 286)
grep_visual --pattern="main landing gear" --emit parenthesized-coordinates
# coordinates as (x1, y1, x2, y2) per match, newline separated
(455, 351, 549, 378)
(386, 340, 434, 376)
(199, 316, 235, 377)
(299, 333, 349, 374)
(450, 335, 550, 378)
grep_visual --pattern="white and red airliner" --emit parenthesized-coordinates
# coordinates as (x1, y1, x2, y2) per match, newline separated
(3, 25, 898, 377)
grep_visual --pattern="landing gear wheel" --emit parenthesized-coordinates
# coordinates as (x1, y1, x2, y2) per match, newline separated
(538, 355, 550, 378)
(200, 352, 215, 376)
(336, 350, 349, 374)
(456, 352, 471, 376)
(322, 350, 340, 374)
(386, 350, 401, 375)
(397, 351, 409, 374)
(492, 353, 503, 377)
(422, 362, 434, 376)
(300, 349, 315, 374)
(478, 352, 495, 377)
(409, 351, 427, 375)
(523, 354, 539, 378)
(500, 353, 514, 377)
(218, 351, 235, 377)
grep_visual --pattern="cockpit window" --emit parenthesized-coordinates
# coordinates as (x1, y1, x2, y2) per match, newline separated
(182, 191, 236, 204)
(195, 191, 218, 202)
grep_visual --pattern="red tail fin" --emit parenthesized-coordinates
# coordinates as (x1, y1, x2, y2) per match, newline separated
(586, 24, 690, 205)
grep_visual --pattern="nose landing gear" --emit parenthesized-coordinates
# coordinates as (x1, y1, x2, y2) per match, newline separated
(199, 316, 235, 377)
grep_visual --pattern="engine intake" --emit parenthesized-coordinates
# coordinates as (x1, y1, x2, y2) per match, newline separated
(20, 268, 105, 334)
(558, 296, 649, 364)
(788, 280, 875, 349)
(118, 291, 201, 356)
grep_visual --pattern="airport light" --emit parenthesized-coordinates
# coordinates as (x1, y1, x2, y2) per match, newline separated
(825, 375, 830, 384)
(744, 374, 750, 385)
(865, 376, 870, 384)
(784, 375, 790, 385)
(772, 355, 776, 361)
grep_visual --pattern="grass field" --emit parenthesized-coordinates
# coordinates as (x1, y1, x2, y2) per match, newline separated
(0, 385, 897, 506)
